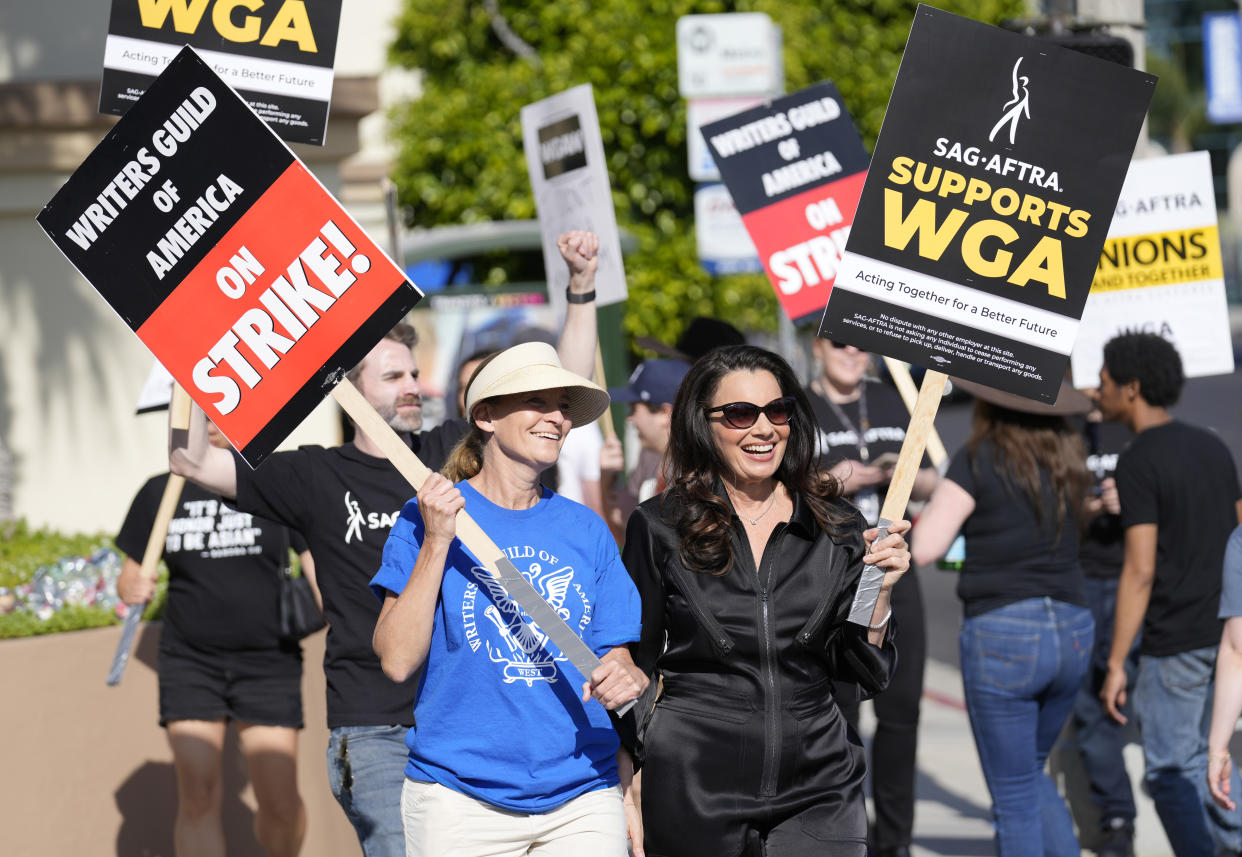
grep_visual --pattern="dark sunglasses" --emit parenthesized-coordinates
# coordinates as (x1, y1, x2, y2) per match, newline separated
(705, 396, 797, 430)
(830, 340, 866, 351)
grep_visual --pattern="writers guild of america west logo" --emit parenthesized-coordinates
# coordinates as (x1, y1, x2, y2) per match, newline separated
(461, 551, 593, 687)
(988, 57, 1031, 146)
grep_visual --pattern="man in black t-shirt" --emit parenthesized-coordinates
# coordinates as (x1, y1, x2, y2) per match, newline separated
(170, 231, 603, 857)
(1096, 333, 1242, 856)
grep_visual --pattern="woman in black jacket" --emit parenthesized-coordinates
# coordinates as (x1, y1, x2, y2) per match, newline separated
(621, 345, 911, 857)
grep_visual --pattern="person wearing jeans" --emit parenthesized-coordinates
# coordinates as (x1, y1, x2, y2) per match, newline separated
(326, 726, 410, 854)
(1136, 647, 1242, 856)
(1096, 333, 1242, 856)
(1072, 575, 1140, 851)
(961, 598, 1093, 852)
(914, 377, 1095, 856)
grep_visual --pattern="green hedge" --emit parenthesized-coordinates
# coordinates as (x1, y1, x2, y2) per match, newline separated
(0, 520, 168, 640)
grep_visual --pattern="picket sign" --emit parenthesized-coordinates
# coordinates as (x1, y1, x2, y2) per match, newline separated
(329, 379, 632, 715)
(107, 385, 193, 686)
(826, 8, 1154, 623)
(520, 85, 629, 314)
(880, 357, 947, 468)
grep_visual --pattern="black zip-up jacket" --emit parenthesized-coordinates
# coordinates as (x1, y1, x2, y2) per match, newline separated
(620, 488, 898, 856)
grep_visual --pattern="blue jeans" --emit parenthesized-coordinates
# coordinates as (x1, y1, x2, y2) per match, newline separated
(1072, 575, 1139, 826)
(326, 724, 410, 857)
(960, 597, 1093, 857)
(1135, 647, 1242, 857)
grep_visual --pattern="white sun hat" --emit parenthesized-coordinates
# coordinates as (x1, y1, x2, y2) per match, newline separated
(463, 341, 611, 428)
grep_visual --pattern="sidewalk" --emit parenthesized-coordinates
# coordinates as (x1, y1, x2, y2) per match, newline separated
(856, 657, 1174, 857)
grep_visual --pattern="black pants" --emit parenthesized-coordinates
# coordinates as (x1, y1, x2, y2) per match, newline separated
(837, 566, 927, 851)
(642, 679, 869, 857)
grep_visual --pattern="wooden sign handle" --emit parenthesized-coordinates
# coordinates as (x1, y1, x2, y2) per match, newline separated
(879, 370, 948, 523)
(847, 370, 946, 627)
(593, 344, 617, 442)
(881, 357, 948, 469)
(139, 384, 194, 581)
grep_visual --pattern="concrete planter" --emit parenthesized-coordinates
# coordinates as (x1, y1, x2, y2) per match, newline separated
(1, 621, 361, 856)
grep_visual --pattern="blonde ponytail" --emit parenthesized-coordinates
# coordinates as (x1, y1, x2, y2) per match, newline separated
(441, 426, 488, 481)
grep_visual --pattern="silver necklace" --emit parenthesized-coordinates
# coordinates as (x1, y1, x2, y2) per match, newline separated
(732, 489, 778, 525)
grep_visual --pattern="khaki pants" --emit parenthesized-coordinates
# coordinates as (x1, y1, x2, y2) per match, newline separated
(400, 778, 626, 857)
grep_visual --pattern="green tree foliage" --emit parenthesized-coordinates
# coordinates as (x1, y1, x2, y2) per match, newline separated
(388, 0, 1024, 351)
(1145, 52, 1206, 154)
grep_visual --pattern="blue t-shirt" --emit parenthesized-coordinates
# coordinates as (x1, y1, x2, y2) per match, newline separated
(1219, 525, 1242, 619)
(370, 481, 642, 813)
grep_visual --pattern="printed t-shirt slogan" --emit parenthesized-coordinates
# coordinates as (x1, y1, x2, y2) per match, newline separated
(703, 81, 870, 325)
(1070, 151, 1234, 386)
(38, 47, 421, 466)
(819, 5, 1155, 402)
(101, 0, 342, 145)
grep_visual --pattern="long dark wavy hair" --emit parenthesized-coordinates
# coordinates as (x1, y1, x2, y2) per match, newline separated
(967, 401, 1089, 540)
(663, 345, 856, 575)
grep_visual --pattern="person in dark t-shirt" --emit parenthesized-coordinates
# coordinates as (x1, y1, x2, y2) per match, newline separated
(169, 230, 603, 857)
(118, 419, 316, 857)
(1095, 333, 1242, 856)
(912, 378, 1095, 855)
(805, 337, 936, 857)
(1071, 413, 1141, 856)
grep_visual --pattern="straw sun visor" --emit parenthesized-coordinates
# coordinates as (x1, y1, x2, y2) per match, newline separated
(464, 342, 611, 428)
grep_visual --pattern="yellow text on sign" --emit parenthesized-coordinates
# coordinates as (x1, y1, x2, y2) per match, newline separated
(883, 157, 1093, 301)
(1091, 226, 1223, 292)
(137, 0, 318, 53)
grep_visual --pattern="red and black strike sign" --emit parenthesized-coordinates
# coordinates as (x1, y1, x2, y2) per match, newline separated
(702, 81, 870, 326)
(38, 47, 421, 466)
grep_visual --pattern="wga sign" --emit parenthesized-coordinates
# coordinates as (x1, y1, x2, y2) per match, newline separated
(538, 115, 587, 179)
(988, 57, 1031, 145)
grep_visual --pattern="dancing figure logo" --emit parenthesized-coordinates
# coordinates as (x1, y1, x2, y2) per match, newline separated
(988, 57, 1031, 145)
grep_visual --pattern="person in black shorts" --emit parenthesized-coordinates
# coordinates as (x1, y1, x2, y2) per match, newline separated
(118, 419, 318, 857)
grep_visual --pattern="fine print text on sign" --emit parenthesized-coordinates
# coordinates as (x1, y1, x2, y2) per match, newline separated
(820, 5, 1155, 402)
(1071, 151, 1234, 386)
(101, 0, 343, 146)
(521, 84, 628, 311)
(703, 81, 870, 325)
(39, 47, 420, 466)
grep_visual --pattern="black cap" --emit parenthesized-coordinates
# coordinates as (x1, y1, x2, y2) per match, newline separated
(635, 316, 745, 361)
